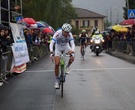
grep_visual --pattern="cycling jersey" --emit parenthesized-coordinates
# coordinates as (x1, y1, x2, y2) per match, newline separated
(79, 34, 88, 45)
(49, 30, 75, 56)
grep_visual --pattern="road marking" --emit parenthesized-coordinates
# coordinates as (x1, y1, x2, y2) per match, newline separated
(72, 68, 135, 71)
(26, 67, 135, 72)
(26, 70, 54, 72)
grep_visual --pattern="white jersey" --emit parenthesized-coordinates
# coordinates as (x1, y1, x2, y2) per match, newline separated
(52, 30, 74, 46)
(49, 29, 75, 53)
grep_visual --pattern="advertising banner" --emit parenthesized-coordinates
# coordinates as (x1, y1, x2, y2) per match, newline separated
(10, 23, 29, 73)
(10, 23, 25, 43)
(11, 42, 30, 66)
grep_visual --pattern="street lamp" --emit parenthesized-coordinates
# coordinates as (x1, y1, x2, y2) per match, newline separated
(126, 0, 129, 19)
(127, 0, 129, 11)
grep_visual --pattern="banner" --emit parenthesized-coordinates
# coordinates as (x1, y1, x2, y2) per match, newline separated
(10, 23, 29, 73)
(10, 23, 25, 43)
(11, 42, 30, 66)
(11, 64, 27, 73)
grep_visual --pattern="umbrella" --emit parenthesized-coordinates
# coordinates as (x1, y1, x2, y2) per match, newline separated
(29, 24, 38, 29)
(39, 21, 49, 27)
(119, 19, 135, 25)
(22, 18, 36, 24)
(36, 22, 45, 28)
(119, 24, 132, 28)
(106, 25, 113, 30)
(112, 25, 121, 31)
(43, 27, 53, 34)
(117, 27, 128, 32)
(48, 26, 55, 33)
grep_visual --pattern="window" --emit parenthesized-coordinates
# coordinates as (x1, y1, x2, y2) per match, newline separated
(82, 20, 89, 27)
(75, 20, 79, 28)
(94, 20, 98, 27)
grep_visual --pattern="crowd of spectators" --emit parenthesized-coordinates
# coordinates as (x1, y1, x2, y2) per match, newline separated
(102, 25, 135, 55)
(0, 24, 53, 57)
(0, 24, 53, 86)
(23, 28, 52, 52)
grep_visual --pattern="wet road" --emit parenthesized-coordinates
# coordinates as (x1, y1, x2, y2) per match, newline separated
(1, 46, 135, 110)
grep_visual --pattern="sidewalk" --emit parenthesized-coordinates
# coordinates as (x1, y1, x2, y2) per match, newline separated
(106, 50, 135, 64)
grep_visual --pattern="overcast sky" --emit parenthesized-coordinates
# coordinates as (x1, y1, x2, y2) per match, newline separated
(72, 0, 125, 25)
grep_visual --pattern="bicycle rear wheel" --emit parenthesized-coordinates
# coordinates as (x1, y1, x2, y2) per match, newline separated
(82, 46, 85, 60)
(60, 65, 64, 97)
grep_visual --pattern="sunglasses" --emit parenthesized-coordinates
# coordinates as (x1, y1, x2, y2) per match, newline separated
(63, 31, 69, 34)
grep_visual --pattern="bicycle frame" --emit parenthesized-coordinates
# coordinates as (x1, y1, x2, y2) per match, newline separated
(51, 53, 70, 97)
(81, 44, 85, 60)
(80, 38, 86, 60)
(60, 54, 65, 66)
(59, 54, 70, 97)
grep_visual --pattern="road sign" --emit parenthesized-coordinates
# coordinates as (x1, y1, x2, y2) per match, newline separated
(128, 9, 135, 18)
(16, 16, 23, 23)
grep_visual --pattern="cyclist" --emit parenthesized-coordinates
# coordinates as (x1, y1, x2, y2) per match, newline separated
(79, 29, 88, 57)
(49, 23, 75, 89)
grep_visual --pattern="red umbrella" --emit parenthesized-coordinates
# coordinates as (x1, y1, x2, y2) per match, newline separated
(120, 19, 135, 25)
(43, 28, 53, 34)
(22, 18, 36, 24)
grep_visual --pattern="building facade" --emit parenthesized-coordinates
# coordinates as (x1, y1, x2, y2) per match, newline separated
(70, 8, 105, 34)
(0, 0, 22, 26)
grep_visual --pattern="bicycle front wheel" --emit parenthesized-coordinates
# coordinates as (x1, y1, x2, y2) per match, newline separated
(60, 65, 64, 97)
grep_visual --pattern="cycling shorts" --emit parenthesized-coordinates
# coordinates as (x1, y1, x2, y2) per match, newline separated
(55, 44, 71, 56)
(80, 41, 85, 45)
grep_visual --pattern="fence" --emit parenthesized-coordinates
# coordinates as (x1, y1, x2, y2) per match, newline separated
(112, 41, 135, 55)
(0, 45, 49, 84)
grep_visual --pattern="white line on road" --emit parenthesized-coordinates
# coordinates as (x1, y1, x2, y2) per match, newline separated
(26, 67, 135, 72)
(26, 70, 54, 72)
(71, 67, 135, 71)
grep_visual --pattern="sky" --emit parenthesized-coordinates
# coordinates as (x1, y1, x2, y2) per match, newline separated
(72, 0, 125, 25)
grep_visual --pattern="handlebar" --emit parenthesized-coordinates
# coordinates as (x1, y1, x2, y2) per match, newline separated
(50, 53, 74, 63)
(52, 53, 74, 57)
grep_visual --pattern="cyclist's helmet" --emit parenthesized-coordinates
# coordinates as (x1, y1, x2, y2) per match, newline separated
(82, 29, 86, 33)
(62, 23, 72, 32)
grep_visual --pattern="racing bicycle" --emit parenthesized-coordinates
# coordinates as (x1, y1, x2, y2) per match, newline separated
(81, 44, 85, 60)
(51, 53, 72, 97)
(80, 37, 86, 60)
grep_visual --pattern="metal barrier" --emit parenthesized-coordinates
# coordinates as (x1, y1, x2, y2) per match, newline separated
(112, 41, 135, 54)
(0, 45, 49, 84)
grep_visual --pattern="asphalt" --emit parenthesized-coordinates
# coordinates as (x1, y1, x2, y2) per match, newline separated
(0, 54, 56, 110)
(106, 50, 135, 64)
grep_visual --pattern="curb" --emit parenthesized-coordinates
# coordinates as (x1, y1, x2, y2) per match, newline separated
(106, 50, 135, 64)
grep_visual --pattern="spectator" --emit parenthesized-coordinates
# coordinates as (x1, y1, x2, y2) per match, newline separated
(4, 26, 12, 45)
(43, 33, 51, 50)
(24, 29, 32, 48)
(0, 26, 9, 85)
(0, 26, 12, 52)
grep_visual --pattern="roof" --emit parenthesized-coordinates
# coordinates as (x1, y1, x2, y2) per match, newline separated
(75, 8, 105, 18)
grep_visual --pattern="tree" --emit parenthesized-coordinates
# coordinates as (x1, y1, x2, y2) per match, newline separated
(22, 0, 77, 29)
(123, 0, 135, 19)
(104, 19, 111, 28)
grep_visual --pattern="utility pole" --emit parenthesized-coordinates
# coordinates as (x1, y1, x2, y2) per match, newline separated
(127, 0, 129, 11)
(116, 12, 119, 23)
(127, 0, 129, 19)
(110, 7, 112, 25)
